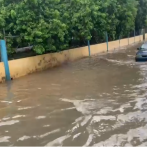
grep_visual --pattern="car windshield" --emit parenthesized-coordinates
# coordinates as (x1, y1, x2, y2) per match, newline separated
(140, 43, 147, 50)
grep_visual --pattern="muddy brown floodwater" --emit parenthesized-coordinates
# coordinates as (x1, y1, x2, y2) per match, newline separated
(1, 44, 147, 146)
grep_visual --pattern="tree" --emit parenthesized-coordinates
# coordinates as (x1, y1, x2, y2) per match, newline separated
(0, 0, 142, 55)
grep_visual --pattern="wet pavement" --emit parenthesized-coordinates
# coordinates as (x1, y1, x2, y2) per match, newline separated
(1, 44, 147, 146)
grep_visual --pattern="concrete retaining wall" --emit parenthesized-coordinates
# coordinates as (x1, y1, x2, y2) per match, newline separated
(0, 35, 145, 83)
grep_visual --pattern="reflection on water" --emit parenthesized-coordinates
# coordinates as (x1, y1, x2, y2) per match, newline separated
(1, 45, 147, 146)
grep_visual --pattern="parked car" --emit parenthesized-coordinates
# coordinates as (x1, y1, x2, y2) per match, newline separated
(135, 42, 147, 62)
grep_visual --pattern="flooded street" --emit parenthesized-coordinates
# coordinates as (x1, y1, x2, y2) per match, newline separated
(1, 45, 147, 146)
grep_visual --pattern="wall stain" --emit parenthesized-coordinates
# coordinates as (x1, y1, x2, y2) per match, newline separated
(1, 77, 6, 83)
(38, 60, 42, 66)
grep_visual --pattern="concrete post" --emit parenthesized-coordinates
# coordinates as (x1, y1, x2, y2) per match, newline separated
(0, 40, 11, 81)
(88, 40, 91, 56)
(105, 32, 108, 52)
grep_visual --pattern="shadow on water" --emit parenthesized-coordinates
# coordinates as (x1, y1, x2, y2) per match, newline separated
(1, 45, 147, 146)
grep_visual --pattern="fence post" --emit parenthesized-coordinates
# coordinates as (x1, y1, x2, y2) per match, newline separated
(119, 35, 121, 48)
(143, 28, 145, 41)
(105, 32, 108, 52)
(0, 40, 11, 81)
(87, 40, 91, 56)
(134, 30, 135, 43)
(140, 29, 141, 41)
(140, 28, 143, 41)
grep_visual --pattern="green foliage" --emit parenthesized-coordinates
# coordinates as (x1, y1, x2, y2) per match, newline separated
(0, 0, 145, 55)
(135, 0, 147, 30)
(33, 45, 45, 54)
